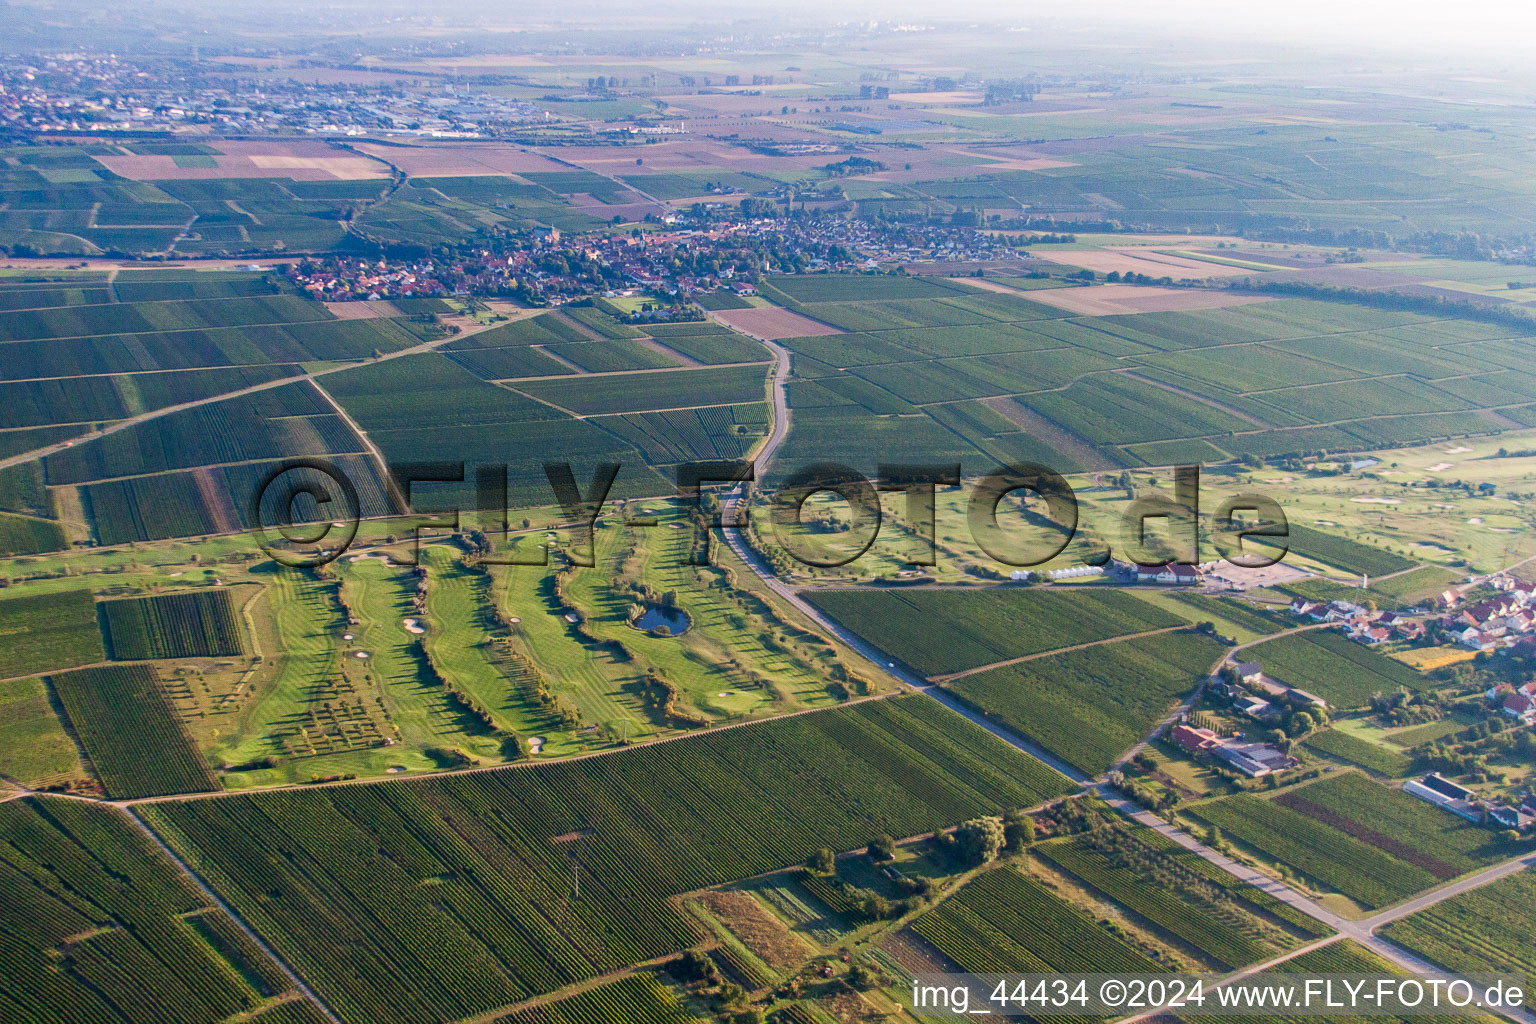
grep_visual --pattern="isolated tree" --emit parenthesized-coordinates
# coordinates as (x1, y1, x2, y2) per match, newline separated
(1003, 809, 1035, 851)
(956, 818, 1005, 866)
(868, 834, 896, 862)
(674, 948, 718, 984)
(807, 847, 835, 874)
(849, 960, 889, 992)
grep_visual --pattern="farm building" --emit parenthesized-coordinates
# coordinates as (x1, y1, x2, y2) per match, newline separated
(1171, 724, 1221, 754)
(1210, 741, 1293, 778)
(1403, 773, 1482, 823)
(1133, 563, 1201, 585)
(1233, 695, 1280, 723)
(1287, 688, 1328, 710)
(1488, 805, 1534, 832)
(1167, 724, 1292, 777)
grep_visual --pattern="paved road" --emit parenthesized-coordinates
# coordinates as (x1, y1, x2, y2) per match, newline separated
(121, 804, 344, 1024)
(1102, 792, 1536, 1024)
(1362, 848, 1536, 931)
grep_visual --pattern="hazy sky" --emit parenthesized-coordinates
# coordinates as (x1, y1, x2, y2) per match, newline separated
(694, 0, 1536, 58)
(16, 0, 1536, 62)
(1057, 0, 1536, 53)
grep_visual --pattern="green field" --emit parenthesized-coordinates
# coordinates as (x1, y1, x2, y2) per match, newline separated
(1303, 728, 1413, 777)
(1170, 939, 1506, 1024)
(147, 695, 1071, 1024)
(910, 865, 1163, 975)
(511, 364, 768, 415)
(322, 351, 675, 508)
(767, 283, 1536, 479)
(488, 974, 703, 1024)
(1284, 524, 1419, 577)
(1245, 629, 1428, 708)
(1035, 822, 1325, 969)
(99, 589, 245, 660)
(1189, 793, 1431, 909)
(947, 629, 1229, 775)
(0, 674, 86, 787)
(0, 588, 106, 679)
(0, 795, 317, 1024)
(1188, 773, 1512, 910)
(49, 664, 220, 798)
(1382, 868, 1536, 1003)
(805, 588, 1184, 677)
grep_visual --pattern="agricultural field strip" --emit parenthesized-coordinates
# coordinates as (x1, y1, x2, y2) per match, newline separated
(139, 696, 1066, 1023)
(1094, 788, 1536, 1018)
(117, 804, 348, 1024)
(1183, 772, 1519, 913)
(783, 295, 1513, 381)
(929, 622, 1190, 683)
(0, 795, 334, 1024)
(491, 360, 771, 384)
(1033, 830, 1318, 971)
(848, 342, 1517, 416)
(1375, 870, 1536, 1014)
(0, 311, 525, 472)
(42, 448, 377, 487)
(773, 294, 1536, 452)
(0, 359, 319, 385)
(1104, 930, 1520, 1024)
(455, 959, 690, 1024)
(7, 694, 1039, 1023)
(0, 311, 337, 346)
(121, 802, 346, 1024)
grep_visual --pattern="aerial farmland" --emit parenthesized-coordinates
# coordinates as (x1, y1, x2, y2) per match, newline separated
(1, 2, 1536, 1023)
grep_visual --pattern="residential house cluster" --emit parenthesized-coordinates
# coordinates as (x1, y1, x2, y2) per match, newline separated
(1485, 681, 1536, 725)
(1436, 582, 1536, 652)
(1287, 596, 1425, 644)
(0, 54, 550, 137)
(289, 212, 1030, 306)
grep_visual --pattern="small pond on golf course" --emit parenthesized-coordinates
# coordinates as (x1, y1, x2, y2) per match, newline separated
(630, 605, 691, 636)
